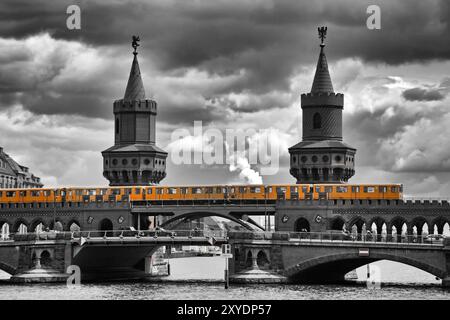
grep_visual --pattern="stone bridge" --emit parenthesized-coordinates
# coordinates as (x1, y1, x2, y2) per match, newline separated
(228, 231, 450, 286)
(0, 230, 226, 282)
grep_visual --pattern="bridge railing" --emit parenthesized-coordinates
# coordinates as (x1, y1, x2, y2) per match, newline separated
(288, 231, 446, 246)
(0, 229, 227, 242)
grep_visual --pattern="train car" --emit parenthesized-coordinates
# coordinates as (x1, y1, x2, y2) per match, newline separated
(0, 183, 403, 204)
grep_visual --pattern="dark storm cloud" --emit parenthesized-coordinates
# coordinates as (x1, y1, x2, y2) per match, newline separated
(0, 0, 449, 121)
(402, 87, 445, 102)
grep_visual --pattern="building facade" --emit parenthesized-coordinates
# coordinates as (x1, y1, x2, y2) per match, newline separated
(289, 27, 356, 184)
(0, 147, 43, 189)
(102, 38, 168, 186)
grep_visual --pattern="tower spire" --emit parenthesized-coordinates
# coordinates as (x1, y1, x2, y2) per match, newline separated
(124, 35, 146, 101)
(311, 26, 334, 94)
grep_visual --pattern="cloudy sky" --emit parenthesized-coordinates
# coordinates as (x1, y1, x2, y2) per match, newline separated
(0, 0, 449, 197)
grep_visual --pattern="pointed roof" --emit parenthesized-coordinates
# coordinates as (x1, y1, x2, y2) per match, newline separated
(124, 53, 146, 101)
(311, 43, 334, 94)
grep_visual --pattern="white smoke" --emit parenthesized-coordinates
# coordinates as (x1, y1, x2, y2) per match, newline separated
(226, 142, 263, 184)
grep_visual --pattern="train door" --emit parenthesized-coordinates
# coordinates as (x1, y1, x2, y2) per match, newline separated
(276, 186, 286, 200)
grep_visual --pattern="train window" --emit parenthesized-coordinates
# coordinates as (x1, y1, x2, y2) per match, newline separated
(19, 191, 26, 197)
(379, 186, 387, 193)
(205, 187, 213, 194)
(31, 191, 39, 197)
(255, 187, 261, 193)
(399, 185, 403, 192)
(290, 187, 298, 193)
(302, 186, 309, 193)
(250, 187, 256, 193)
(351, 186, 360, 193)
(391, 186, 397, 193)
(363, 186, 375, 193)
(0, 191, 2, 197)
(134, 188, 141, 195)
(315, 186, 320, 193)
(111, 189, 120, 195)
(337, 186, 348, 193)
(239, 187, 245, 193)
(230, 187, 235, 193)
(6, 191, 15, 197)
(180, 188, 188, 194)
(156, 188, 163, 195)
(44, 190, 51, 196)
(147, 188, 153, 195)
(276, 187, 286, 193)
(325, 186, 332, 193)
(168, 188, 177, 194)
(88, 189, 96, 196)
(268, 187, 272, 193)
(215, 187, 222, 194)
(75, 190, 82, 196)
(192, 187, 202, 194)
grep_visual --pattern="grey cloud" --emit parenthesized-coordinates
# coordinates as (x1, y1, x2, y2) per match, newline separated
(402, 87, 445, 101)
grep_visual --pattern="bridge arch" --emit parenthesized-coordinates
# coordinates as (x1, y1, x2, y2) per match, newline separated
(0, 221, 11, 239)
(284, 252, 446, 283)
(49, 219, 64, 232)
(29, 218, 46, 232)
(257, 250, 270, 269)
(294, 217, 310, 232)
(411, 217, 429, 236)
(12, 219, 29, 233)
(329, 216, 345, 231)
(388, 216, 409, 237)
(347, 216, 366, 234)
(368, 217, 386, 234)
(99, 218, 113, 231)
(160, 211, 257, 231)
(66, 219, 81, 232)
(431, 217, 449, 235)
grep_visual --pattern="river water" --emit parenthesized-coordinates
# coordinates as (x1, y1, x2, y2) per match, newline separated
(0, 257, 448, 300)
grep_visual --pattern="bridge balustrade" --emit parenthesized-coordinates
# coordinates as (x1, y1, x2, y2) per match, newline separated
(287, 231, 445, 246)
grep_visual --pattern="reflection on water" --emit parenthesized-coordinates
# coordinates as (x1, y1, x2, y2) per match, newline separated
(0, 257, 447, 300)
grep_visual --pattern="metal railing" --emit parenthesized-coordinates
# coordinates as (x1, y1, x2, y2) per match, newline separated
(288, 231, 446, 246)
(0, 229, 227, 242)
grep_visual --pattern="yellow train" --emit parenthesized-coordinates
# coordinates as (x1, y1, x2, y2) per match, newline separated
(0, 184, 403, 204)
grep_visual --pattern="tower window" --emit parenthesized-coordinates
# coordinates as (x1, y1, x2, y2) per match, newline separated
(115, 118, 120, 134)
(313, 113, 321, 129)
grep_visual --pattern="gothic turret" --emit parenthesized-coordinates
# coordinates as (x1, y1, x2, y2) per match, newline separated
(288, 27, 356, 183)
(102, 36, 167, 186)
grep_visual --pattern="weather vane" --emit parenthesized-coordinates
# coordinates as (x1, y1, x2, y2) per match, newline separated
(132, 35, 140, 55)
(318, 26, 327, 45)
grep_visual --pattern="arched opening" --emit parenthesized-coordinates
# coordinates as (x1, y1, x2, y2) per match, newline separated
(286, 253, 444, 285)
(49, 220, 64, 232)
(349, 217, 366, 239)
(431, 217, 447, 235)
(257, 250, 270, 269)
(40, 250, 51, 268)
(99, 218, 113, 232)
(66, 219, 81, 232)
(245, 251, 253, 269)
(330, 217, 345, 231)
(14, 222, 28, 234)
(31, 220, 45, 233)
(444, 223, 450, 236)
(313, 113, 322, 129)
(295, 218, 310, 232)
(0, 222, 10, 240)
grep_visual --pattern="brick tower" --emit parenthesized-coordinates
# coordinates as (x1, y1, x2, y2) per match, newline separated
(289, 27, 356, 183)
(102, 36, 167, 186)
